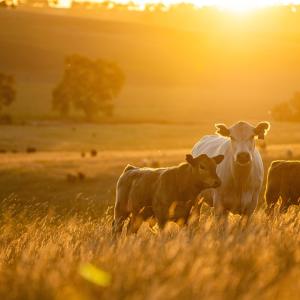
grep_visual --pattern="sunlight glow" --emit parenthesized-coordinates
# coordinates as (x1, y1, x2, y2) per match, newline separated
(215, 0, 277, 13)
(53, 0, 300, 11)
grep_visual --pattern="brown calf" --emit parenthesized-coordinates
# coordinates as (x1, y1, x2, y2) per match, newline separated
(265, 160, 300, 214)
(113, 154, 224, 235)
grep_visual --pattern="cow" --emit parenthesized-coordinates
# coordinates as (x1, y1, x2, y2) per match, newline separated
(192, 121, 270, 217)
(113, 153, 224, 235)
(265, 160, 300, 214)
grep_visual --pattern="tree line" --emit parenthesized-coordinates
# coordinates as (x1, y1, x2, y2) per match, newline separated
(0, 54, 125, 122)
(271, 92, 300, 122)
(2, 54, 300, 123)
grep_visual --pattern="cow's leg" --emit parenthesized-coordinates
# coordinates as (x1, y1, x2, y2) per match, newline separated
(113, 205, 129, 236)
(147, 216, 158, 232)
(127, 214, 143, 235)
(190, 196, 203, 223)
(112, 215, 128, 236)
(265, 183, 280, 215)
(113, 181, 131, 236)
(213, 195, 228, 227)
(177, 201, 194, 227)
(279, 194, 290, 213)
(157, 218, 167, 230)
(177, 210, 191, 227)
(152, 195, 168, 230)
(241, 190, 258, 222)
(213, 192, 227, 217)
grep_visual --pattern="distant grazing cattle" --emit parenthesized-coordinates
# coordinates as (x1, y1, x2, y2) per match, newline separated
(192, 121, 270, 217)
(113, 154, 224, 235)
(66, 172, 86, 182)
(90, 149, 97, 157)
(265, 160, 300, 213)
(78, 172, 86, 181)
(26, 147, 37, 153)
(66, 173, 77, 183)
(286, 149, 294, 160)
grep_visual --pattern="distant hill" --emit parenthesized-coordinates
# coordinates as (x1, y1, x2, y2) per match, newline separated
(1, 7, 300, 121)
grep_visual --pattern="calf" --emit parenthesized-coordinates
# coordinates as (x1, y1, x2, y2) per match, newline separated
(265, 160, 300, 214)
(113, 154, 224, 235)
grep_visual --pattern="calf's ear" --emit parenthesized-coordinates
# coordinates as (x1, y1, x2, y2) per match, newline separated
(213, 155, 224, 165)
(254, 121, 270, 140)
(186, 154, 195, 165)
(215, 123, 230, 137)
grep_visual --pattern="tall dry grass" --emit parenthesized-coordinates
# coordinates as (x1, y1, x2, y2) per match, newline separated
(1, 197, 300, 300)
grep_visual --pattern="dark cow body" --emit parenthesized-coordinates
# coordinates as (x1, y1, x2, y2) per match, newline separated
(265, 160, 300, 213)
(113, 154, 224, 235)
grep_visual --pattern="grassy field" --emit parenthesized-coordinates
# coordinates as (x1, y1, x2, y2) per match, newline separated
(0, 121, 300, 207)
(2, 4, 300, 299)
(0, 122, 300, 299)
(1, 186, 300, 300)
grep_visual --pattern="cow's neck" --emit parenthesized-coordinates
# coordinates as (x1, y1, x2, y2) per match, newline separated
(177, 164, 204, 197)
(231, 158, 252, 188)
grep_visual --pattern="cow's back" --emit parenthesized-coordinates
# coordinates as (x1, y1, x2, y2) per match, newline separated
(268, 161, 300, 193)
(192, 135, 229, 158)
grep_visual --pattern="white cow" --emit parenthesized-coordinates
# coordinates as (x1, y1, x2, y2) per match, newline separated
(192, 121, 270, 217)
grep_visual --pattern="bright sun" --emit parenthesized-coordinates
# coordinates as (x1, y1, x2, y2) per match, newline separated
(211, 0, 278, 13)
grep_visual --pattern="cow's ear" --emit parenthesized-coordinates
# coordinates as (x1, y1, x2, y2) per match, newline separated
(215, 123, 230, 137)
(254, 122, 270, 140)
(213, 155, 224, 165)
(186, 154, 195, 166)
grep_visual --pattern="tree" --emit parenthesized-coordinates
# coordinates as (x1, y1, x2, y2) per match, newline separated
(52, 54, 125, 121)
(271, 92, 300, 122)
(0, 73, 16, 111)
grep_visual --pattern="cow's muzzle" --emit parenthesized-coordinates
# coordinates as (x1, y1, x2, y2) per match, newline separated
(236, 152, 251, 165)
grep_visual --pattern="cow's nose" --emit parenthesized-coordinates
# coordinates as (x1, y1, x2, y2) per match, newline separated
(236, 152, 251, 164)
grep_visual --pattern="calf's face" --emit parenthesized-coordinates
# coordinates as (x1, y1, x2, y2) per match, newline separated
(186, 154, 224, 188)
(215, 121, 270, 166)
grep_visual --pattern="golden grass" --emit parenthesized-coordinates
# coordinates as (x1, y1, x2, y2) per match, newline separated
(1, 125, 300, 299)
(1, 122, 300, 152)
(1, 198, 300, 300)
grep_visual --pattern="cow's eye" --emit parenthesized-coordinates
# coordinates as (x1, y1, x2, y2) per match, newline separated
(230, 136, 236, 141)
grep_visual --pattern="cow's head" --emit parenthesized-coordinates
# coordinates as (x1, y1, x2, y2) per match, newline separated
(186, 153, 224, 188)
(215, 121, 270, 166)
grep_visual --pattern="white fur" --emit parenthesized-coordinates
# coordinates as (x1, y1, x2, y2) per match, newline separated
(192, 135, 264, 216)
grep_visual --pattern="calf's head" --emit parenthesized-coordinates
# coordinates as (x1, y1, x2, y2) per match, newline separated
(215, 121, 270, 166)
(186, 154, 224, 188)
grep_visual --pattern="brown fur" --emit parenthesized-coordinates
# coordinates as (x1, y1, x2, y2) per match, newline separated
(265, 160, 300, 213)
(113, 154, 224, 235)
